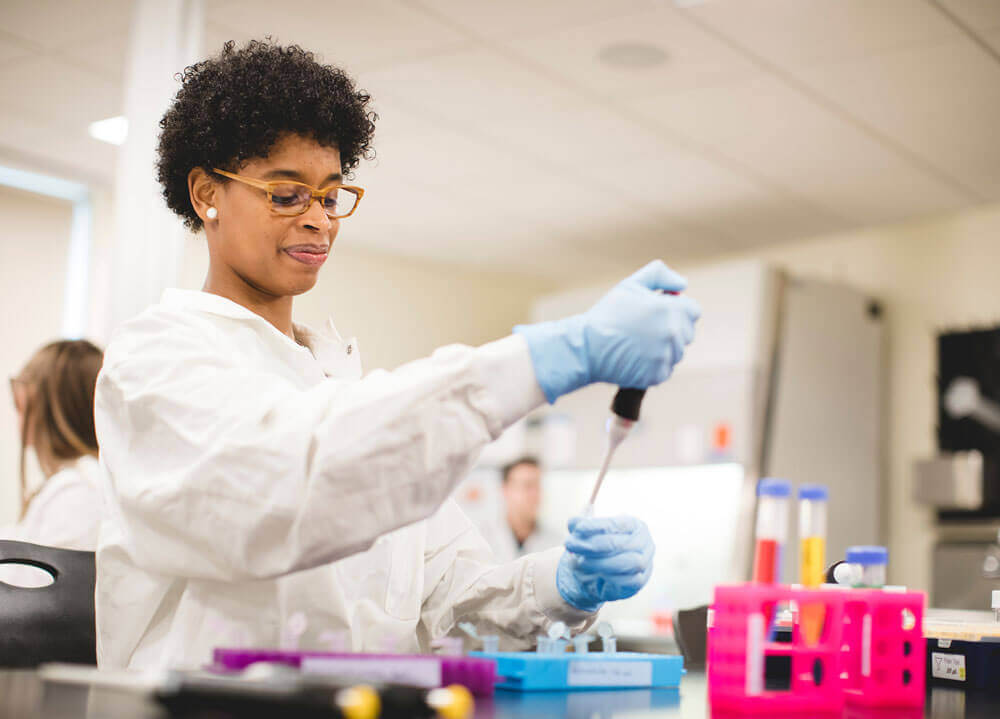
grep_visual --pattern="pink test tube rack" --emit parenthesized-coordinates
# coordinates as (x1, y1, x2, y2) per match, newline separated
(708, 583, 925, 713)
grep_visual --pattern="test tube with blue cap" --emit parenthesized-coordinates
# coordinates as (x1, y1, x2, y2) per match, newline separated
(845, 546, 888, 588)
(752, 478, 791, 584)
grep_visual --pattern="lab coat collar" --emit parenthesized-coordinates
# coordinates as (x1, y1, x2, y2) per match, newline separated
(159, 288, 361, 379)
(161, 288, 273, 323)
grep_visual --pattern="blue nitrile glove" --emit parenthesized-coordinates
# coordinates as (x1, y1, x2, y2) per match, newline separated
(556, 515, 655, 613)
(513, 260, 701, 403)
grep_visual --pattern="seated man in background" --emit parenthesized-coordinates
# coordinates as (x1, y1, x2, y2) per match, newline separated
(482, 457, 564, 562)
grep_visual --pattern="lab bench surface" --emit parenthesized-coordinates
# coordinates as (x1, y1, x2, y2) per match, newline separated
(0, 669, 997, 718)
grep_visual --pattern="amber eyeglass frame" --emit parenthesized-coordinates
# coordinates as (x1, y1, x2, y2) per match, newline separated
(212, 168, 365, 219)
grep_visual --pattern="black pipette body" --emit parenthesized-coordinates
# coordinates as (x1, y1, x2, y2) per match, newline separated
(611, 387, 646, 421)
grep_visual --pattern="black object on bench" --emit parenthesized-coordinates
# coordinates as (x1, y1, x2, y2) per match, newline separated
(0, 540, 96, 667)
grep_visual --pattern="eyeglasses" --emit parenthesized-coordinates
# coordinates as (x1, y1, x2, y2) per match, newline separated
(213, 169, 364, 219)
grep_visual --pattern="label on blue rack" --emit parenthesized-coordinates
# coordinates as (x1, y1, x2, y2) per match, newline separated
(301, 657, 442, 687)
(567, 660, 653, 687)
(931, 652, 966, 682)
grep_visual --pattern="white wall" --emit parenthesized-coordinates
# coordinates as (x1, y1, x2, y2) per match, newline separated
(0, 185, 74, 524)
(177, 235, 558, 372)
(684, 202, 1000, 592)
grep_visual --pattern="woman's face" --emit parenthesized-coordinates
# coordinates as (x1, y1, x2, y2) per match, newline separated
(208, 133, 344, 298)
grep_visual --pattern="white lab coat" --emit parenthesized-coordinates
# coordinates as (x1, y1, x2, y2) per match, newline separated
(479, 515, 566, 564)
(0, 455, 105, 551)
(94, 289, 593, 670)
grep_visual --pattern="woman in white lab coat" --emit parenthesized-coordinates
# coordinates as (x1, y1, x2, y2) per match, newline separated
(3, 340, 104, 551)
(94, 40, 702, 670)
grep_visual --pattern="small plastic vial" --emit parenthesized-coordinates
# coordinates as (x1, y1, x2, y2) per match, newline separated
(845, 546, 888, 588)
(573, 634, 593, 654)
(597, 622, 616, 654)
(992, 590, 1000, 622)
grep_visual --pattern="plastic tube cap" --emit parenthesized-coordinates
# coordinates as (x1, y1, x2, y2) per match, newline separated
(797, 484, 829, 501)
(832, 563, 857, 585)
(338, 686, 380, 719)
(757, 478, 791, 497)
(429, 686, 474, 719)
(846, 546, 888, 565)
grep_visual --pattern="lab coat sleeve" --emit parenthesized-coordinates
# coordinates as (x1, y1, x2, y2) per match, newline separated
(418, 501, 595, 650)
(95, 322, 545, 582)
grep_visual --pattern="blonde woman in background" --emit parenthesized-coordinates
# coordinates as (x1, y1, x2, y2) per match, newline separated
(4, 340, 105, 551)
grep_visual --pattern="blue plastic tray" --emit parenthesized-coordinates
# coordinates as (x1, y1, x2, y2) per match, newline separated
(468, 651, 685, 691)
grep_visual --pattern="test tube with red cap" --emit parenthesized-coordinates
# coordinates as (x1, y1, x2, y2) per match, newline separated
(752, 478, 791, 583)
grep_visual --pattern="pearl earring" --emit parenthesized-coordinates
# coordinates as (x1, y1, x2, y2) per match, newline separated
(206, 207, 218, 220)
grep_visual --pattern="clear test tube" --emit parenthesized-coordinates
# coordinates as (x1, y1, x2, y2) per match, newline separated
(798, 485, 828, 588)
(752, 478, 791, 583)
(846, 546, 888, 588)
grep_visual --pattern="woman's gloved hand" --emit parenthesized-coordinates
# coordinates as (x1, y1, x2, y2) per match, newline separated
(514, 260, 701, 403)
(555, 515, 655, 613)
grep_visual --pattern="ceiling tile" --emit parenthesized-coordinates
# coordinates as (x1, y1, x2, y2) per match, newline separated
(937, 0, 1000, 32)
(0, 57, 122, 132)
(795, 39, 1000, 198)
(357, 49, 581, 131)
(559, 208, 723, 266)
(205, 0, 469, 71)
(687, 0, 960, 68)
(411, 0, 659, 41)
(465, 102, 671, 181)
(360, 49, 702, 184)
(504, 6, 760, 101)
(0, 34, 35, 66)
(0, 107, 117, 183)
(0, 0, 132, 53)
(610, 144, 848, 248)
(360, 105, 522, 190)
(59, 33, 129, 83)
(350, 112, 675, 268)
(987, 27, 1000, 54)
(630, 72, 972, 225)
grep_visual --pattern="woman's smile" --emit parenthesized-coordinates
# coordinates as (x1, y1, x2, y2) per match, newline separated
(283, 244, 329, 267)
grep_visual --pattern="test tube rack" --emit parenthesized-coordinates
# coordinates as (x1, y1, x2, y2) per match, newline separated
(211, 648, 499, 697)
(469, 650, 685, 692)
(708, 583, 925, 712)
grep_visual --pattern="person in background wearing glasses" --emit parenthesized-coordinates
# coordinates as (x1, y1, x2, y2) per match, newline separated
(94, 40, 702, 670)
(3, 340, 105, 550)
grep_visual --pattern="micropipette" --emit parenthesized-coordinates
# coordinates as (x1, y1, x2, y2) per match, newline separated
(582, 290, 679, 516)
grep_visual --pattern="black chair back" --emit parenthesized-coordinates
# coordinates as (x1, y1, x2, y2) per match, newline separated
(0, 540, 96, 667)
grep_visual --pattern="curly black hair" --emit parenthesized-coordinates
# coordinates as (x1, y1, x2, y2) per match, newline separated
(157, 39, 377, 230)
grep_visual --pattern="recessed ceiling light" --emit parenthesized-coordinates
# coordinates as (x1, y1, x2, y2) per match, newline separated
(598, 42, 668, 69)
(88, 115, 128, 146)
